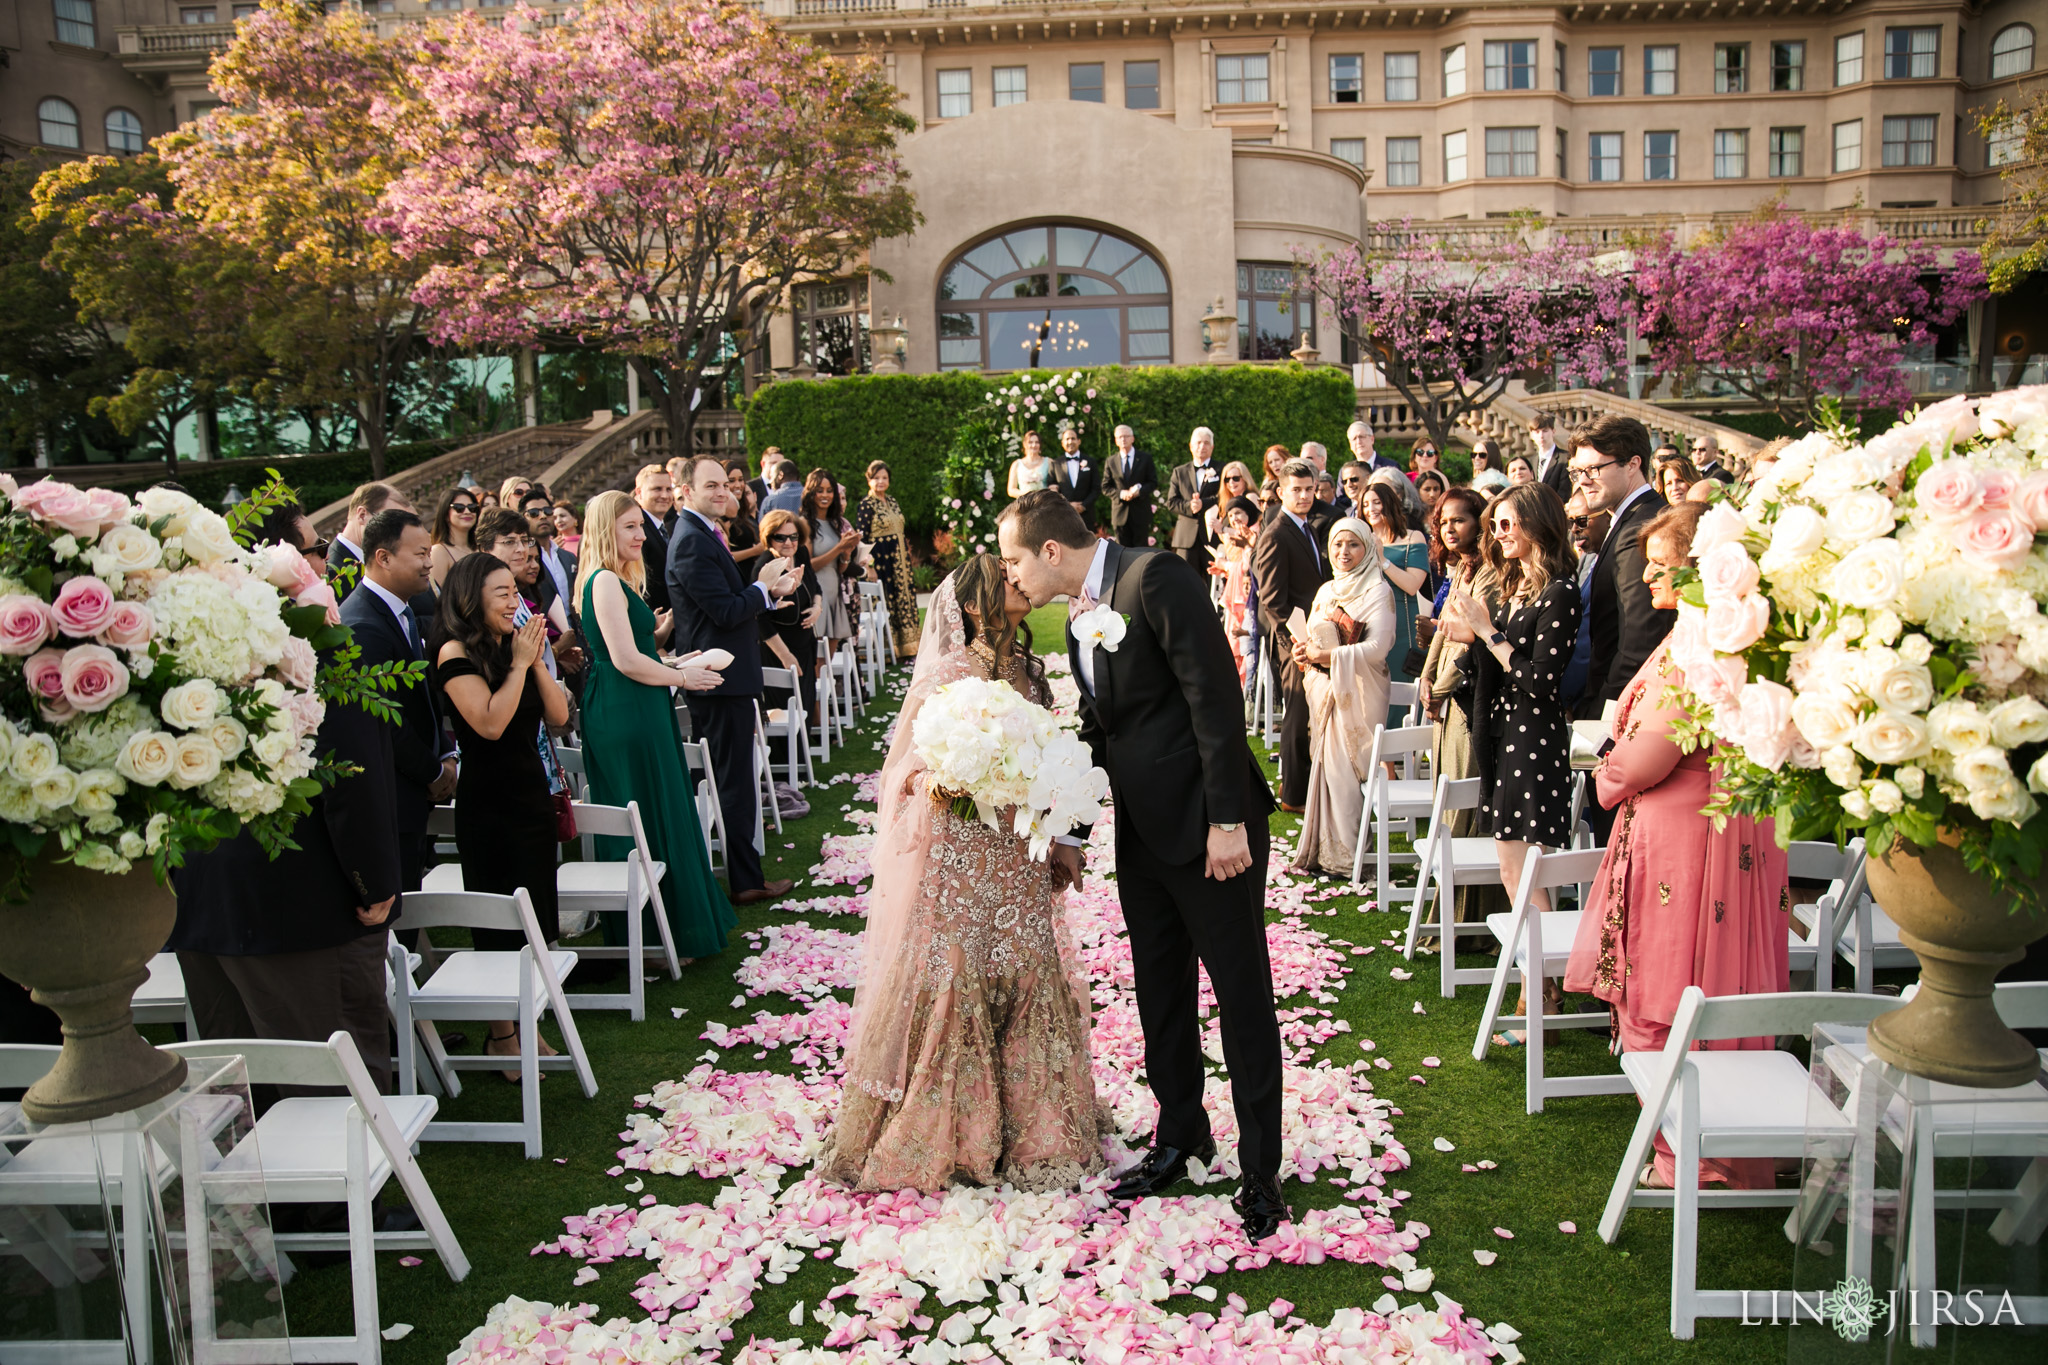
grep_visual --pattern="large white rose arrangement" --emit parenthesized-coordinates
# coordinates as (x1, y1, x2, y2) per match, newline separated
(912, 676, 1109, 860)
(0, 472, 417, 895)
(1663, 387, 2048, 911)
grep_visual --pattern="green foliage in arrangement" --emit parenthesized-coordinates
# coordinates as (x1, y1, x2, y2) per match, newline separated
(744, 365, 1360, 536)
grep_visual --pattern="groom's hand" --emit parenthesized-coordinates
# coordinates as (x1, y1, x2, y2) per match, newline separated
(1204, 824, 1253, 881)
(1049, 842, 1084, 891)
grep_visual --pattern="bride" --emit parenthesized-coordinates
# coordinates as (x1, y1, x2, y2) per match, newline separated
(818, 554, 1109, 1192)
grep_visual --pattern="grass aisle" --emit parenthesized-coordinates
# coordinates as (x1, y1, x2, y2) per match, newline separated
(280, 602, 1823, 1363)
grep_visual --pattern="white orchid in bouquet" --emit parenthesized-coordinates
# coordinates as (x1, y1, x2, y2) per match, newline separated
(0, 471, 422, 898)
(1664, 386, 2048, 912)
(911, 676, 1109, 860)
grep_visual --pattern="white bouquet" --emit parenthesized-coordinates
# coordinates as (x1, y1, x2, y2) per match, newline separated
(911, 676, 1110, 860)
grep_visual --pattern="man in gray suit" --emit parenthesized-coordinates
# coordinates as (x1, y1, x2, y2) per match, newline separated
(1166, 426, 1223, 573)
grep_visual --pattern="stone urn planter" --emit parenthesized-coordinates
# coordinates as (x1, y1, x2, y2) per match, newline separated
(1864, 833, 2048, 1090)
(0, 860, 186, 1124)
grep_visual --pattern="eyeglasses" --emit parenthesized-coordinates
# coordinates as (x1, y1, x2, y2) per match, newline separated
(496, 537, 533, 551)
(304, 539, 331, 557)
(769, 532, 799, 544)
(1493, 519, 1519, 534)
(1224, 474, 1246, 482)
(450, 502, 477, 514)
(1569, 460, 1618, 484)
(1568, 516, 1589, 530)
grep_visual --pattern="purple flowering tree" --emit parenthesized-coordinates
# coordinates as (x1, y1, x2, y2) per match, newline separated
(1296, 229, 1633, 454)
(1636, 212, 1987, 425)
(376, 0, 918, 453)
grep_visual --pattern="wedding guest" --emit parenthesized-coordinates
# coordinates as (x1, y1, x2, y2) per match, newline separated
(1316, 471, 1340, 509)
(747, 448, 778, 506)
(1408, 439, 1443, 486)
(1103, 423, 1155, 547)
(1507, 454, 1537, 486)
(1362, 480, 1430, 725)
(428, 486, 480, 593)
(575, 491, 735, 961)
(634, 463, 677, 616)
(1419, 487, 1506, 921)
(1210, 497, 1260, 687)
(1417, 469, 1448, 514)
(1346, 420, 1402, 478)
(1167, 427, 1224, 573)
(1007, 430, 1053, 500)
(1558, 492, 1611, 712)
(1656, 453, 1700, 506)
(331, 481, 408, 596)
(474, 510, 571, 673)
(519, 487, 576, 617)
(1255, 459, 1331, 812)
(1570, 414, 1673, 722)
(858, 460, 917, 658)
(723, 459, 765, 568)
(1287, 519, 1395, 877)
(1470, 439, 1502, 483)
(761, 460, 805, 516)
(1439, 483, 1580, 919)
(552, 502, 582, 555)
(1369, 466, 1429, 540)
(1564, 500, 1788, 1189)
(1472, 469, 1510, 497)
(1336, 461, 1371, 521)
(1689, 434, 1737, 484)
(756, 509, 824, 719)
(476, 487, 500, 511)
(498, 475, 534, 511)
(1052, 422, 1100, 529)
(1528, 413, 1572, 501)
(803, 469, 860, 652)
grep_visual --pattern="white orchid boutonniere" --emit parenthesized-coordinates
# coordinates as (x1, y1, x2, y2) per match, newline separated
(1073, 603, 1128, 653)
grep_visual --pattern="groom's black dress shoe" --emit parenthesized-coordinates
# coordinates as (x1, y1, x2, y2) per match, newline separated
(1233, 1174, 1291, 1244)
(1109, 1137, 1217, 1200)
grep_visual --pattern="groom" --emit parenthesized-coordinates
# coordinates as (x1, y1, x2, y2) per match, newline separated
(997, 489, 1288, 1242)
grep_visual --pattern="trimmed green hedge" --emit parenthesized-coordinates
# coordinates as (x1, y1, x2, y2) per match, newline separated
(743, 364, 1359, 536)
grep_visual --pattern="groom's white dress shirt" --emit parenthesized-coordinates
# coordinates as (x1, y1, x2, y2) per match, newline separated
(1074, 538, 1113, 695)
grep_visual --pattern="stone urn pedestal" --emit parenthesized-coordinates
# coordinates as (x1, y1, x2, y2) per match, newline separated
(0, 860, 186, 1123)
(1864, 833, 2048, 1090)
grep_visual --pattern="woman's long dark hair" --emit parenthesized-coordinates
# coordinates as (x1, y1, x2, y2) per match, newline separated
(427, 552, 517, 691)
(803, 468, 845, 527)
(431, 486, 477, 548)
(951, 554, 1044, 691)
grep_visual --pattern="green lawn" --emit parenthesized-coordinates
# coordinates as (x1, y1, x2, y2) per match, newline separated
(237, 619, 2028, 1363)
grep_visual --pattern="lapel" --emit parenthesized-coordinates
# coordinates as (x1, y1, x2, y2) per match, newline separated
(1093, 541, 1127, 728)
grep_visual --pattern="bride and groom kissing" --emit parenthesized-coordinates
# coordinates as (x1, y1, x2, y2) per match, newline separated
(817, 488, 1289, 1244)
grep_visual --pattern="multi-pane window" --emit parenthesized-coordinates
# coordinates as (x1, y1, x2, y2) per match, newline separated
(1644, 130, 1677, 180)
(38, 98, 81, 149)
(1331, 138, 1365, 168)
(1555, 42, 1567, 93)
(1884, 27, 1939, 79)
(1238, 263, 1316, 361)
(1772, 41, 1805, 91)
(938, 225, 1171, 371)
(1989, 119, 2025, 166)
(1069, 64, 1103, 102)
(54, 0, 94, 46)
(1881, 114, 1937, 166)
(1485, 127, 1538, 177)
(180, 6, 216, 20)
(792, 279, 870, 377)
(1125, 61, 1160, 109)
(1715, 44, 1749, 93)
(1713, 129, 1749, 178)
(1836, 33, 1865, 85)
(993, 66, 1027, 107)
(1330, 54, 1363, 103)
(937, 69, 971, 119)
(1216, 54, 1270, 104)
(1484, 40, 1537, 90)
(1645, 46, 1678, 96)
(1589, 132, 1622, 181)
(1991, 25, 2035, 79)
(1385, 52, 1419, 102)
(1833, 119, 1864, 172)
(1444, 130, 1469, 182)
(1443, 45, 1467, 98)
(1386, 137, 1422, 186)
(1768, 127, 1804, 176)
(1587, 47, 1622, 95)
(105, 108, 145, 155)
(1555, 127, 1568, 179)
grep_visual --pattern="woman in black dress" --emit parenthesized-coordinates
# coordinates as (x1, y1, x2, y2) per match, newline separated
(430, 554, 571, 1070)
(755, 509, 824, 720)
(1440, 481, 1580, 919)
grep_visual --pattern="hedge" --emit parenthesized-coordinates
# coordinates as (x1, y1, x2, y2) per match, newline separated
(743, 364, 1360, 537)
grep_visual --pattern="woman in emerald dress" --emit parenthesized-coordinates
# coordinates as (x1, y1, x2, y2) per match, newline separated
(573, 490, 735, 960)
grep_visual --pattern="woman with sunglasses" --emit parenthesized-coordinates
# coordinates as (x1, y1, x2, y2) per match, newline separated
(430, 486, 481, 592)
(1205, 461, 1255, 543)
(755, 509, 823, 721)
(1408, 440, 1442, 483)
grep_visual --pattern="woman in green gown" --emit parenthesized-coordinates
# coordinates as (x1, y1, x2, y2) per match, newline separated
(574, 491, 735, 960)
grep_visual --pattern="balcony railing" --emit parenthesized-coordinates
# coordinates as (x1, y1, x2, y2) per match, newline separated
(1368, 208, 1988, 255)
(117, 22, 238, 58)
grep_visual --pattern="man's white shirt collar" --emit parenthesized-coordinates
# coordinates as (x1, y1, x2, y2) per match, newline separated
(360, 573, 411, 625)
(335, 534, 363, 563)
(1080, 538, 1112, 603)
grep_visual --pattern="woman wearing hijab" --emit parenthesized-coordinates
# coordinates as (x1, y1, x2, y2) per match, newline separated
(1287, 517, 1396, 876)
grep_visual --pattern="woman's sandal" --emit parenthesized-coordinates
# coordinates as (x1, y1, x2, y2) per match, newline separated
(485, 1025, 560, 1083)
(1493, 1031, 1526, 1048)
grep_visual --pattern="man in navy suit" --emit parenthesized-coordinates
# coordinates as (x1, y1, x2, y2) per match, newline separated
(339, 509, 455, 892)
(667, 454, 802, 903)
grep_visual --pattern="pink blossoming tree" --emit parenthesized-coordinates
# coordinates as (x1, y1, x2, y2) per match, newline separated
(1636, 211, 1987, 425)
(1296, 228, 1633, 454)
(377, 0, 918, 453)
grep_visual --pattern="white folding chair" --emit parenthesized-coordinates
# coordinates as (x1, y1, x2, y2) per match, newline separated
(388, 889, 597, 1158)
(553, 743, 591, 802)
(552, 800, 682, 1019)
(1402, 776, 1506, 997)
(1597, 986, 1905, 1339)
(1471, 845, 1633, 1113)
(1251, 651, 1279, 748)
(758, 667, 816, 786)
(1387, 679, 1421, 726)
(133, 953, 199, 1038)
(1350, 724, 1436, 895)
(858, 580, 896, 669)
(682, 739, 727, 872)
(1783, 838, 1864, 987)
(750, 704, 782, 839)
(164, 1031, 470, 1364)
(1815, 843, 1916, 993)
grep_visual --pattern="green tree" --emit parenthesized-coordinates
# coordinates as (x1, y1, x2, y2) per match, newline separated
(1979, 86, 2048, 294)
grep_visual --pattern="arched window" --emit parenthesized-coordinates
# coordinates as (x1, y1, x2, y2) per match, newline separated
(38, 99, 81, 150)
(937, 224, 1171, 371)
(1991, 25, 2034, 79)
(106, 108, 145, 155)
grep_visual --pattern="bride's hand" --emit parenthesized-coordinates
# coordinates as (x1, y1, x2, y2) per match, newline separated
(1048, 842, 1083, 891)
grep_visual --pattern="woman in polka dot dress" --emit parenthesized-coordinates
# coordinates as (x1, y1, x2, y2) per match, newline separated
(1440, 482, 1581, 916)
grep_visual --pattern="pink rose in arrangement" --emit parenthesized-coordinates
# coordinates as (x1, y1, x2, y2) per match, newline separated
(1687, 652, 1751, 711)
(22, 648, 66, 703)
(0, 596, 56, 656)
(287, 691, 325, 739)
(1728, 678, 1797, 772)
(1915, 460, 1984, 524)
(1978, 466, 2020, 512)
(274, 635, 318, 691)
(1695, 542, 1761, 605)
(262, 543, 323, 597)
(24, 482, 104, 539)
(98, 602, 154, 652)
(294, 579, 341, 625)
(1955, 508, 2037, 573)
(1916, 393, 1981, 448)
(82, 487, 133, 533)
(1704, 593, 1772, 654)
(2016, 472, 2048, 532)
(59, 644, 129, 713)
(50, 575, 116, 639)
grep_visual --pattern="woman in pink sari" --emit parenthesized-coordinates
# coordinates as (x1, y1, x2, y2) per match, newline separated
(818, 555, 1108, 1192)
(1564, 500, 1790, 1189)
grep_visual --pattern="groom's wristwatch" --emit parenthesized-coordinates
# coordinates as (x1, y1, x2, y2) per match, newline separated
(1212, 822, 1241, 833)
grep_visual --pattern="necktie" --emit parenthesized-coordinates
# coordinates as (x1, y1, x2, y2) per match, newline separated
(1067, 589, 1098, 622)
(1300, 517, 1320, 574)
(400, 603, 424, 660)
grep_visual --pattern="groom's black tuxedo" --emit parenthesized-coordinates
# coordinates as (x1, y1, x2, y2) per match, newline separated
(1067, 541, 1284, 1182)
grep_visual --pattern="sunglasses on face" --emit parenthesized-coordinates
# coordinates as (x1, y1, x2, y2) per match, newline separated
(450, 502, 477, 514)
(1569, 516, 1589, 529)
(304, 539, 331, 557)
(769, 532, 799, 544)
(1494, 520, 1518, 535)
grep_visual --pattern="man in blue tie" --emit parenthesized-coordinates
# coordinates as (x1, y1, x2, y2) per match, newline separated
(667, 454, 804, 903)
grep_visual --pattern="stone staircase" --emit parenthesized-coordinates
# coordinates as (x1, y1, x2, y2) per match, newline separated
(307, 421, 590, 533)
(1356, 384, 1764, 464)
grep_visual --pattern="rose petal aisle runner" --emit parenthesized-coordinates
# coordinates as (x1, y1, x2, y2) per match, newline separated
(448, 655, 1524, 1365)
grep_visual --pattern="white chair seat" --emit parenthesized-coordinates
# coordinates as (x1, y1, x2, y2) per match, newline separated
(556, 860, 667, 900)
(1444, 837, 1500, 873)
(1621, 1049, 1849, 1154)
(135, 953, 185, 1008)
(212, 1094, 438, 1202)
(1485, 909, 1585, 972)
(1380, 779, 1434, 814)
(415, 949, 580, 1011)
(0, 1129, 173, 1199)
(421, 862, 466, 893)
